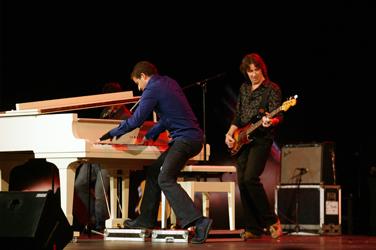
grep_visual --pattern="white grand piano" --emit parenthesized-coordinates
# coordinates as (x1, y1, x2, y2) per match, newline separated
(0, 91, 208, 228)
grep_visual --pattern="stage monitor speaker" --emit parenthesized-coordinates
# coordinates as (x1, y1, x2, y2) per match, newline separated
(280, 142, 335, 184)
(0, 190, 73, 250)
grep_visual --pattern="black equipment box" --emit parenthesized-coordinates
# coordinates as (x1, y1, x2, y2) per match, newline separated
(0, 191, 73, 250)
(275, 185, 341, 235)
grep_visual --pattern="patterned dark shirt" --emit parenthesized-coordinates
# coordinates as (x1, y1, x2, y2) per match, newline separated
(232, 80, 283, 138)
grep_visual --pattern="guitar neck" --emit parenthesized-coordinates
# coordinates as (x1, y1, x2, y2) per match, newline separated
(247, 106, 282, 134)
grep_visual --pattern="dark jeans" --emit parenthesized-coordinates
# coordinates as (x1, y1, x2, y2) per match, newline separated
(236, 137, 278, 234)
(138, 139, 203, 228)
(74, 163, 110, 229)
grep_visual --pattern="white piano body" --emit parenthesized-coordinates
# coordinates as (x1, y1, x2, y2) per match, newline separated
(0, 91, 208, 228)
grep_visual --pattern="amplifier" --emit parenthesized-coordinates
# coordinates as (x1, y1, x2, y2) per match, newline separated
(280, 142, 336, 184)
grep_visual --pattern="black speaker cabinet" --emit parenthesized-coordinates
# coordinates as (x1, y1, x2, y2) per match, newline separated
(0, 190, 73, 250)
(281, 142, 336, 184)
(275, 185, 341, 234)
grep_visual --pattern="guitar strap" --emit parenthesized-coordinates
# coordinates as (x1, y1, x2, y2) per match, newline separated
(258, 81, 272, 114)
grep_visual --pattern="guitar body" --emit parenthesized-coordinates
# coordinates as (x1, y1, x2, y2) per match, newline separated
(229, 95, 298, 157)
(230, 123, 254, 156)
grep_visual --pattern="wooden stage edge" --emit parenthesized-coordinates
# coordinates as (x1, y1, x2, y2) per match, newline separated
(64, 234, 376, 250)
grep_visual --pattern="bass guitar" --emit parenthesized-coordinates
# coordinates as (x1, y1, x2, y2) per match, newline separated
(230, 95, 298, 156)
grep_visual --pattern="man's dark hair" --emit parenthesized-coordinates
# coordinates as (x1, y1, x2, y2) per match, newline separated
(239, 53, 269, 82)
(130, 61, 159, 79)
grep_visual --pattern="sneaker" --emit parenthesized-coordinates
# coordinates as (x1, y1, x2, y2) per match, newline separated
(269, 219, 283, 239)
(191, 217, 213, 244)
(124, 218, 154, 229)
(241, 231, 262, 239)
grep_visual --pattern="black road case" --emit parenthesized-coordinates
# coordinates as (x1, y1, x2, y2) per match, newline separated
(275, 184, 341, 235)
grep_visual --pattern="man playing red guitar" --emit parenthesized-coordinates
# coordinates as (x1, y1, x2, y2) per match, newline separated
(225, 53, 283, 239)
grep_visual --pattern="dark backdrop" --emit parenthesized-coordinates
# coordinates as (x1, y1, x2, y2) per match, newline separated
(1, 1, 375, 234)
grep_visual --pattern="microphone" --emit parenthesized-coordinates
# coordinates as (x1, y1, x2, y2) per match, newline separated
(296, 168, 309, 174)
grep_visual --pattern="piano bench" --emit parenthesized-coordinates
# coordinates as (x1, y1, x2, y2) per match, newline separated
(161, 165, 237, 230)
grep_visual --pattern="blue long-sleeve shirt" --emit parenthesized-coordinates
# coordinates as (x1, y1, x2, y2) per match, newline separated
(107, 75, 203, 143)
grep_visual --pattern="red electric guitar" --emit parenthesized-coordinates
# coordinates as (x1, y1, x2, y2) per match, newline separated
(230, 95, 298, 156)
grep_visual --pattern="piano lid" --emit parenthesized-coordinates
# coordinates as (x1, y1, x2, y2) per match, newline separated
(13, 91, 140, 114)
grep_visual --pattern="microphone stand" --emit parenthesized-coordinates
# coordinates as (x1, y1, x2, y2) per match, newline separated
(294, 169, 303, 234)
(289, 168, 318, 236)
(183, 73, 226, 162)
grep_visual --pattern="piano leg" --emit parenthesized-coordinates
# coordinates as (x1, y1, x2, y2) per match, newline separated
(105, 169, 130, 229)
(122, 173, 129, 220)
(47, 157, 80, 226)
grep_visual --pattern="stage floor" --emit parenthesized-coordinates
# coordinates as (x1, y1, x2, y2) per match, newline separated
(65, 234, 376, 250)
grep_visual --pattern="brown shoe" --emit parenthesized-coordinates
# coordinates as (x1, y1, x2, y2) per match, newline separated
(241, 231, 262, 240)
(269, 219, 283, 239)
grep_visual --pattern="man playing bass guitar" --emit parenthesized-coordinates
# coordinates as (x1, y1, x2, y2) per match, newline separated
(225, 52, 283, 239)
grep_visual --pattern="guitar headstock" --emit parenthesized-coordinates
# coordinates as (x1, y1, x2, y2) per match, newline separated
(281, 95, 298, 112)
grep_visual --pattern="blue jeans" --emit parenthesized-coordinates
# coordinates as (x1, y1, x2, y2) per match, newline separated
(137, 139, 203, 228)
